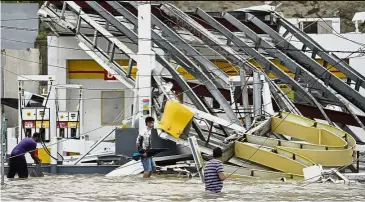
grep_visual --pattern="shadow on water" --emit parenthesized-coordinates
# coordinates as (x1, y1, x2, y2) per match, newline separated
(1, 174, 365, 201)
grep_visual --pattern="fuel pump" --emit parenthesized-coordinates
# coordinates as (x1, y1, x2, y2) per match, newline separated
(35, 108, 50, 142)
(54, 84, 84, 155)
(21, 108, 37, 139)
(17, 75, 56, 165)
(68, 112, 79, 139)
(35, 120, 50, 142)
(20, 107, 51, 142)
(56, 112, 68, 138)
(23, 121, 35, 138)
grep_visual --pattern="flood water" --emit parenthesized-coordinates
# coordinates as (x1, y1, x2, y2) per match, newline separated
(1, 174, 365, 201)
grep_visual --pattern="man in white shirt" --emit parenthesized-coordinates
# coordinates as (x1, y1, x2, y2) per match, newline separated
(136, 116, 155, 178)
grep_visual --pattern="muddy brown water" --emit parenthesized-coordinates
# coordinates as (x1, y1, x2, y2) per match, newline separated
(1, 174, 365, 201)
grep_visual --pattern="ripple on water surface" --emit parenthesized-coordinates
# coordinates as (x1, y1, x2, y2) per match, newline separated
(1, 174, 365, 201)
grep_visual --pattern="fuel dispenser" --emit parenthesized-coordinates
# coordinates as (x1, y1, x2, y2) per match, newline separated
(21, 108, 50, 142)
(54, 84, 83, 156)
(17, 80, 84, 164)
(56, 111, 80, 139)
(57, 112, 80, 139)
(23, 121, 35, 138)
(57, 112, 68, 138)
(68, 112, 80, 139)
(21, 108, 36, 138)
(35, 108, 50, 142)
(18, 75, 56, 164)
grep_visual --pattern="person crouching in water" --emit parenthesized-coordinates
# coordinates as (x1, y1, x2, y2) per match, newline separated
(136, 116, 155, 178)
(7, 132, 41, 178)
(204, 147, 227, 193)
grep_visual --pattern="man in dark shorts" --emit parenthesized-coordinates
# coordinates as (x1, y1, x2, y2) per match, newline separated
(204, 147, 227, 193)
(7, 132, 41, 178)
(136, 117, 156, 178)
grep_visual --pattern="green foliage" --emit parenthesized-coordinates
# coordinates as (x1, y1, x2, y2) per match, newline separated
(37, 32, 46, 40)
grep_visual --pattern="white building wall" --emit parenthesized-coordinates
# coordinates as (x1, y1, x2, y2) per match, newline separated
(2, 48, 40, 127)
(68, 79, 134, 140)
(48, 36, 135, 141)
(282, 18, 341, 34)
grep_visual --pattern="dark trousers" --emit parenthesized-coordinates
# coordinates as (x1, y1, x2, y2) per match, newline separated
(7, 156, 28, 178)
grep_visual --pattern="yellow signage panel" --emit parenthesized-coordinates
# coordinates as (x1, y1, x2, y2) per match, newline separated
(35, 121, 49, 128)
(68, 122, 80, 128)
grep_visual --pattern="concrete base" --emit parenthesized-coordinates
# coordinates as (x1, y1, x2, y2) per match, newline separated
(50, 164, 57, 174)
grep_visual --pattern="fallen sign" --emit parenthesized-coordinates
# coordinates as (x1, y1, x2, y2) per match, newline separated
(105, 160, 144, 177)
(302, 165, 323, 183)
(106, 160, 196, 177)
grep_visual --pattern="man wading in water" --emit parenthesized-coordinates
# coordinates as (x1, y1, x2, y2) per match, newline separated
(7, 132, 41, 178)
(204, 147, 227, 193)
(136, 116, 156, 178)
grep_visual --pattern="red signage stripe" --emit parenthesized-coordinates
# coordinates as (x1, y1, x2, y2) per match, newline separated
(69, 71, 104, 73)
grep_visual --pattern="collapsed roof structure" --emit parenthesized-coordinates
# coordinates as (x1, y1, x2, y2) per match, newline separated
(37, 1, 365, 179)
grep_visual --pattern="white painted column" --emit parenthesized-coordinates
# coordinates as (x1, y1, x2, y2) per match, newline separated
(137, 2, 155, 135)
(240, 69, 251, 129)
(17, 80, 22, 142)
(253, 72, 262, 120)
(48, 80, 58, 172)
(132, 76, 139, 128)
(0, 50, 3, 185)
(48, 37, 67, 111)
(57, 136, 63, 164)
(261, 75, 274, 116)
(354, 21, 359, 33)
(79, 88, 86, 154)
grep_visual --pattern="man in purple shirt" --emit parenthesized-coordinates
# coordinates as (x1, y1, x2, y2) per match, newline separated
(7, 132, 41, 178)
